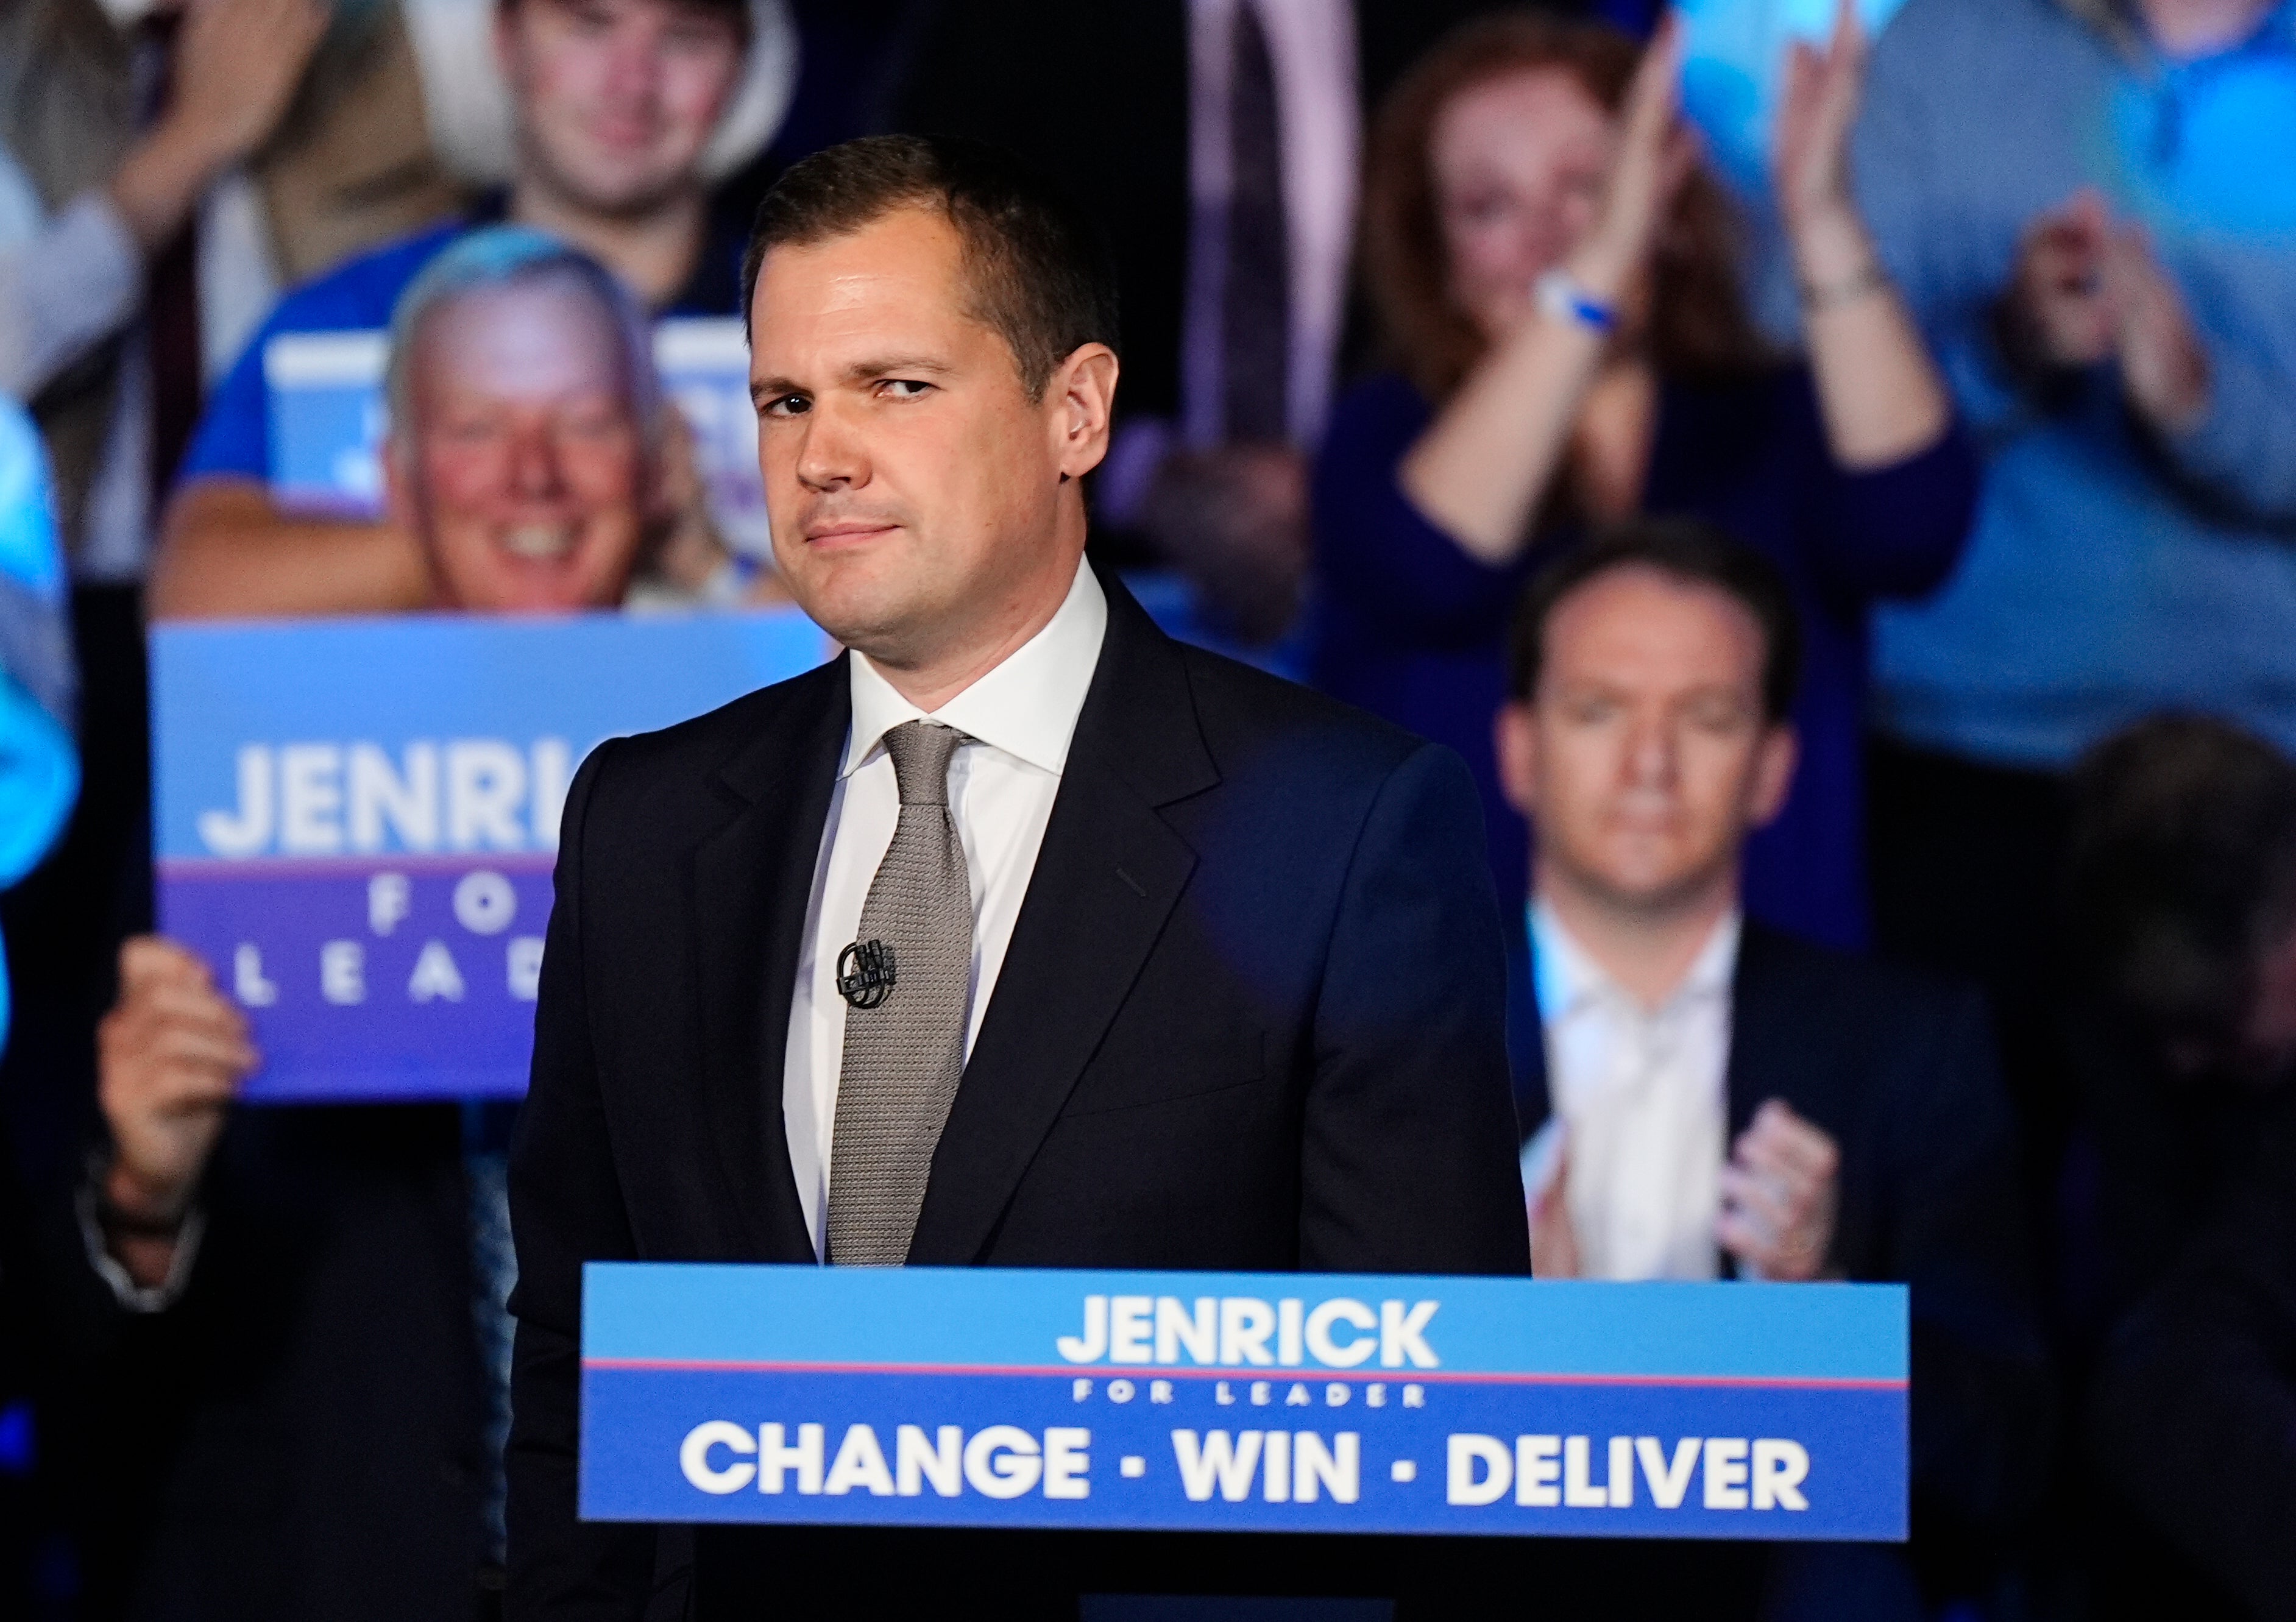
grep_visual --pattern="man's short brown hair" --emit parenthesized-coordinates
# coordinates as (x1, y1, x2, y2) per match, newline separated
(741, 133, 1120, 402)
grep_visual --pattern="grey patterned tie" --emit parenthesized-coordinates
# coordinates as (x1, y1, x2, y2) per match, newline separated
(826, 720, 974, 1266)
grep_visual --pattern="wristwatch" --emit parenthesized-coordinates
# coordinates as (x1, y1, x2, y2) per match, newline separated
(1534, 269, 1619, 335)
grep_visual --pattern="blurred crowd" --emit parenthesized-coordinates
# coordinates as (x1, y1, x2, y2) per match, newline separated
(1, 0, 2294, 1618)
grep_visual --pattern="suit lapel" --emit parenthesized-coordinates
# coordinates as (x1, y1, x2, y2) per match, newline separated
(1723, 922, 1794, 1144)
(907, 578, 1219, 1265)
(690, 658, 849, 1261)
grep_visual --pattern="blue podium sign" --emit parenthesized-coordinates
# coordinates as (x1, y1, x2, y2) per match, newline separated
(152, 611, 828, 1102)
(580, 1264, 1908, 1542)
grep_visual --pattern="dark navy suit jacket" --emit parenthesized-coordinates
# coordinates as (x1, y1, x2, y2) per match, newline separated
(1503, 912, 2054, 1538)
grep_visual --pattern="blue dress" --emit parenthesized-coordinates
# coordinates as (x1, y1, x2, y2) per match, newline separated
(1309, 367, 1977, 951)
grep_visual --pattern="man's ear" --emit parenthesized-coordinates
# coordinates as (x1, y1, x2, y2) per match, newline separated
(1494, 699, 1540, 819)
(1050, 343, 1119, 483)
(1748, 723, 1798, 829)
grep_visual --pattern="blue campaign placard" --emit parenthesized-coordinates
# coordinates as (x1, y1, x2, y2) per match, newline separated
(579, 1265, 1908, 1542)
(152, 611, 829, 1102)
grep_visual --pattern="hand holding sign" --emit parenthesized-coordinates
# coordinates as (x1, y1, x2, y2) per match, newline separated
(96, 936, 256, 1284)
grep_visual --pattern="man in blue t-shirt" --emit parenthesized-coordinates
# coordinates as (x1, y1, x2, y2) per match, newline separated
(150, 0, 770, 622)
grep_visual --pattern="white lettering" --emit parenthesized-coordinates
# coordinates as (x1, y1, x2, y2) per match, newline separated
(1565, 1436, 1613, 1507)
(199, 746, 274, 857)
(1704, 1437, 1750, 1509)
(453, 869, 517, 935)
(962, 1426, 1041, 1499)
(1380, 1300, 1440, 1368)
(507, 936, 545, 1000)
(1219, 1298, 1275, 1365)
(1043, 1428, 1091, 1500)
(678, 1421, 755, 1494)
(1637, 1437, 1701, 1509)
(1293, 1432, 1359, 1503)
(368, 872, 411, 935)
(757, 1422, 823, 1494)
(320, 941, 365, 1005)
(1263, 1429, 1290, 1501)
(279, 744, 344, 854)
(233, 944, 279, 1007)
(1447, 1434, 1511, 1506)
(445, 740, 526, 850)
(1109, 1295, 1153, 1363)
(823, 1424, 895, 1496)
(1752, 1439, 1809, 1510)
(1172, 1430, 1263, 1503)
(895, 1425, 962, 1496)
(347, 742, 438, 852)
(1515, 1435, 1561, 1507)
(1155, 1297, 1216, 1365)
(1609, 1436, 1634, 1507)
(1277, 1298, 1304, 1366)
(1304, 1298, 1377, 1367)
(1057, 1296, 1108, 1363)
(408, 940, 466, 1002)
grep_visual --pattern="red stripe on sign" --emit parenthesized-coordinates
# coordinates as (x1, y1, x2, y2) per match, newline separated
(578, 1358, 1905, 1392)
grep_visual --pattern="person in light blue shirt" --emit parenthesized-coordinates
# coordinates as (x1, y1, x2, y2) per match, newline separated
(0, 397, 79, 1052)
(1858, 0, 2296, 769)
(1847, 0, 2296, 1163)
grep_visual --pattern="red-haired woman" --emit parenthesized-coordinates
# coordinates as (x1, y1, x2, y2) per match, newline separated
(1311, 7, 1974, 950)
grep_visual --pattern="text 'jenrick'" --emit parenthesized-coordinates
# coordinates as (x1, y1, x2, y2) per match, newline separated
(1056, 1295, 1439, 1369)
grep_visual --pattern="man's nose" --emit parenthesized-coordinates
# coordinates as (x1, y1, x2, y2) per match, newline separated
(510, 425, 567, 500)
(603, 26, 665, 104)
(1624, 715, 1678, 786)
(793, 405, 869, 493)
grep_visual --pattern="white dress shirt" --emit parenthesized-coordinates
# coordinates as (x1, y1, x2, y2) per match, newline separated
(1521, 902, 1741, 1281)
(780, 560, 1109, 1259)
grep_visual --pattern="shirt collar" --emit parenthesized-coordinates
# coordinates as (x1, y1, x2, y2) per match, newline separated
(842, 559, 1108, 780)
(1528, 899, 1742, 1023)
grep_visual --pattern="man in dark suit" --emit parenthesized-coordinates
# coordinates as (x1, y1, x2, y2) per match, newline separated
(505, 135, 1530, 1618)
(1483, 520, 2049, 1616)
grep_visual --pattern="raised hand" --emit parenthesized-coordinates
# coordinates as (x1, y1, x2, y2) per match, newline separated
(168, 0, 333, 171)
(108, 0, 331, 249)
(1716, 1099, 1839, 1282)
(97, 936, 257, 1247)
(1565, 14, 1696, 304)
(1773, 0, 1868, 238)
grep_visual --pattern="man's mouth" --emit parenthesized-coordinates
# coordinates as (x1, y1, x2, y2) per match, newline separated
(804, 520, 901, 544)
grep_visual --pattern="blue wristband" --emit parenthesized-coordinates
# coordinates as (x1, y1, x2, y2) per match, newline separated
(1534, 270, 1619, 334)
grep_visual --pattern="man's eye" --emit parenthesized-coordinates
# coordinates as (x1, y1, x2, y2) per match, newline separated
(878, 379, 933, 400)
(761, 394, 811, 419)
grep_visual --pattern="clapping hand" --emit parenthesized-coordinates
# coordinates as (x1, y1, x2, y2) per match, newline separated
(2005, 187, 2210, 432)
(1773, 0, 1868, 241)
(1564, 15, 1698, 306)
(1525, 1125, 1582, 1279)
(1716, 1099, 1839, 1281)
